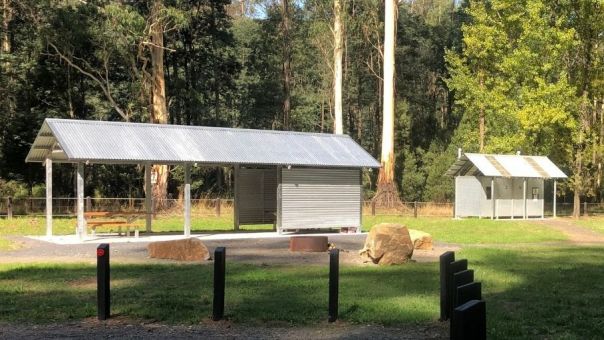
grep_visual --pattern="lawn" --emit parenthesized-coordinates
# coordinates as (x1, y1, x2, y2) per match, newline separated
(0, 215, 567, 245)
(362, 216, 567, 244)
(1, 245, 603, 339)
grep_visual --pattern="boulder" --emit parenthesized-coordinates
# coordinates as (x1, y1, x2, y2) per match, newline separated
(359, 223, 414, 265)
(409, 229, 434, 250)
(148, 238, 210, 261)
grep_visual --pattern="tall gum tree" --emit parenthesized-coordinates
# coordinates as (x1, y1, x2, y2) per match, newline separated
(333, 0, 343, 134)
(374, 0, 400, 207)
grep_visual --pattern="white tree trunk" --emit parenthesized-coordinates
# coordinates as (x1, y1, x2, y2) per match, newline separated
(333, 0, 343, 134)
(379, 0, 397, 185)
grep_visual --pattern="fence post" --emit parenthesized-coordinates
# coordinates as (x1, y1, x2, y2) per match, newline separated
(213, 247, 226, 321)
(371, 200, 376, 216)
(6, 197, 13, 219)
(215, 198, 221, 217)
(440, 251, 455, 321)
(414, 201, 418, 218)
(97, 243, 110, 320)
(328, 248, 339, 322)
(583, 201, 588, 216)
(86, 196, 92, 212)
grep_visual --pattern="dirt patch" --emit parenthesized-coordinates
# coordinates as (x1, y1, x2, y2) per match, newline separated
(538, 219, 604, 244)
(0, 319, 448, 339)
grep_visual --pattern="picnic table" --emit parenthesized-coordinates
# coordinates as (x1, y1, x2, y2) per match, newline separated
(84, 211, 144, 237)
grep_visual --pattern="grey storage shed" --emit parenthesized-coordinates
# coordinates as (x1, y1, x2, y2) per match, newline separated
(446, 152, 567, 219)
(26, 119, 379, 237)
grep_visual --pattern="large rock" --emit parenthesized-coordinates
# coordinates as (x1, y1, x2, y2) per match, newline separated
(359, 223, 414, 265)
(148, 238, 210, 261)
(409, 229, 434, 250)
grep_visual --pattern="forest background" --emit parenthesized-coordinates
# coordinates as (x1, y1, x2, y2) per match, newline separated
(0, 0, 602, 217)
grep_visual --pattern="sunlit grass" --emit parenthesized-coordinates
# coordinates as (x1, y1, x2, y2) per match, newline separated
(362, 216, 567, 244)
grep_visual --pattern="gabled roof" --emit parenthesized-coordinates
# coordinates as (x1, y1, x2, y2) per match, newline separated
(26, 119, 380, 168)
(446, 153, 567, 179)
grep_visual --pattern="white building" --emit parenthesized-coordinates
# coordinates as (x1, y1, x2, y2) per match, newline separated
(446, 152, 567, 219)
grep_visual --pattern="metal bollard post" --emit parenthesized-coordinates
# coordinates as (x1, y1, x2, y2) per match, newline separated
(97, 243, 110, 320)
(328, 248, 339, 322)
(439, 251, 455, 321)
(447, 259, 468, 318)
(456, 282, 482, 308)
(213, 247, 226, 321)
(451, 300, 486, 340)
(452, 270, 474, 310)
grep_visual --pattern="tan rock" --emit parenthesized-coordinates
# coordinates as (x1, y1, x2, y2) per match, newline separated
(148, 238, 210, 261)
(359, 223, 414, 265)
(409, 229, 433, 250)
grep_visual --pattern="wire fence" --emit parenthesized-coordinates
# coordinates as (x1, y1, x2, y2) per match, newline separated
(0, 197, 600, 218)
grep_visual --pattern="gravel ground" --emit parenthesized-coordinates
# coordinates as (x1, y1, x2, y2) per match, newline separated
(0, 319, 448, 339)
(1, 234, 458, 265)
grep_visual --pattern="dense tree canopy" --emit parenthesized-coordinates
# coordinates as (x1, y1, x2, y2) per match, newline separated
(0, 0, 602, 212)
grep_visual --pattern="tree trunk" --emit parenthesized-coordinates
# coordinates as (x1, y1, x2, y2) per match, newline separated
(2, 0, 12, 72)
(281, 0, 291, 130)
(333, 0, 343, 134)
(375, 0, 400, 207)
(479, 71, 485, 152)
(150, 0, 169, 210)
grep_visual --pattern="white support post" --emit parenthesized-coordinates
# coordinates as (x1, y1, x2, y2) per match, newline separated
(184, 163, 191, 237)
(233, 164, 240, 231)
(76, 163, 86, 239)
(491, 177, 495, 220)
(45, 156, 53, 237)
(553, 180, 557, 218)
(523, 178, 527, 219)
(145, 164, 152, 233)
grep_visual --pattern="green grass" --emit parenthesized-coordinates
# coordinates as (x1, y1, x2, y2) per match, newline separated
(2, 246, 604, 339)
(1, 215, 567, 245)
(0, 262, 438, 325)
(574, 217, 604, 235)
(362, 216, 567, 244)
(0, 216, 273, 237)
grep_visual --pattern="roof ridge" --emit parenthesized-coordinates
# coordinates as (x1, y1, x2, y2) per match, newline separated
(45, 118, 351, 139)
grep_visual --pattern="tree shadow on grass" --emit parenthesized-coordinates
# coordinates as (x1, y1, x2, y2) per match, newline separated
(458, 246, 604, 339)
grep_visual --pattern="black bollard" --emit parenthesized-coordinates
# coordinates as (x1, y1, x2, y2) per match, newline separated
(328, 248, 339, 322)
(213, 247, 226, 321)
(452, 270, 474, 310)
(457, 282, 482, 308)
(446, 259, 468, 319)
(97, 243, 110, 320)
(439, 251, 455, 321)
(451, 300, 486, 340)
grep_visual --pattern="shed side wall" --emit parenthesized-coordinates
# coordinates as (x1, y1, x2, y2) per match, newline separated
(455, 176, 484, 217)
(280, 168, 361, 230)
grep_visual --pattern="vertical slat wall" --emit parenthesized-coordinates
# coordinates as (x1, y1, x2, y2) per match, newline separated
(279, 168, 361, 230)
(237, 168, 278, 224)
(455, 176, 484, 217)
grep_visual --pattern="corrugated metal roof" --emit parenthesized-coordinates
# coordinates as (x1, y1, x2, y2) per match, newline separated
(26, 119, 380, 168)
(445, 153, 567, 179)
